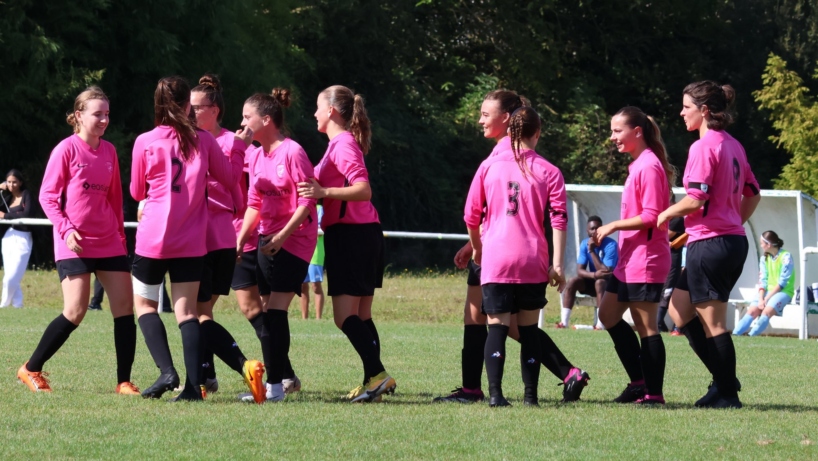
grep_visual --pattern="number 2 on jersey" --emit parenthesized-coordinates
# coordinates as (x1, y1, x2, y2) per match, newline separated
(171, 158, 183, 193)
(507, 181, 520, 216)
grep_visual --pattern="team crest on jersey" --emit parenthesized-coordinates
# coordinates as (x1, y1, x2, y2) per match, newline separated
(277, 164, 285, 178)
(106, 161, 113, 173)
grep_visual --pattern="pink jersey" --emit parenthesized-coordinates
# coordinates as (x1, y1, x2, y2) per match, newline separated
(464, 149, 568, 284)
(40, 134, 127, 261)
(314, 131, 379, 227)
(613, 149, 671, 283)
(683, 130, 760, 242)
(131, 126, 243, 258)
(204, 128, 249, 252)
(247, 139, 318, 263)
(233, 148, 259, 253)
(488, 136, 512, 158)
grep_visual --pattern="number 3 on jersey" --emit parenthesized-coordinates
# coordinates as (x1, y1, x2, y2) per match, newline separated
(171, 158, 183, 193)
(507, 181, 520, 216)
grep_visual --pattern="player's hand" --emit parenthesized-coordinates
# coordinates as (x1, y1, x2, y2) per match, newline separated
(235, 127, 254, 145)
(657, 211, 669, 229)
(260, 234, 284, 256)
(587, 239, 597, 251)
(297, 178, 326, 199)
(472, 247, 482, 267)
(549, 266, 566, 292)
(593, 224, 615, 245)
(454, 241, 473, 269)
(66, 231, 83, 254)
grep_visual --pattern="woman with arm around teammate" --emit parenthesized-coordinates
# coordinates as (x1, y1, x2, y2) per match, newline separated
(297, 85, 396, 402)
(17, 87, 139, 395)
(131, 76, 248, 401)
(236, 88, 317, 402)
(464, 106, 569, 406)
(189, 74, 266, 402)
(593, 107, 673, 405)
(0, 169, 34, 308)
(657, 81, 761, 409)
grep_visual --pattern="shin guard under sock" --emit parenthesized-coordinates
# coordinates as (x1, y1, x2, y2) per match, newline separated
(640, 334, 666, 396)
(267, 309, 293, 383)
(113, 315, 136, 383)
(341, 315, 384, 382)
(179, 319, 202, 394)
(484, 324, 509, 397)
(517, 324, 541, 402)
(707, 333, 738, 399)
(607, 320, 643, 382)
(200, 320, 245, 374)
(28, 314, 78, 372)
(138, 313, 174, 374)
(679, 316, 717, 378)
(537, 328, 573, 380)
(250, 312, 274, 382)
(462, 324, 487, 390)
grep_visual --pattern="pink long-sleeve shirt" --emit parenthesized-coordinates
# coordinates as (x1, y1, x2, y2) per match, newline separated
(247, 139, 317, 263)
(682, 130, 760, 243)
(204, 128, 248, 252)
(464, 149, 568, 284)
(131, 126, 243, 259)
(313, 131, 379, 228)
(40, 134, 127, 261)
(613, 149, 671, 284)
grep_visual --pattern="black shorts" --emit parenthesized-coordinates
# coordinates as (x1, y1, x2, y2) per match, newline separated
(232, 249, 271, 296)
(56, 255, 130, 281)
(577, 278, 602, 297)
(481, 282, 548, 315)
(197, 248, 237, 302)
(467, 260, 481, 287)
(257, 245, 309, 295)
(132, 254, 205, 284)
(324, 223, 385, 297)
(606, 275, 663, 303)
(676, 235, 748, 304)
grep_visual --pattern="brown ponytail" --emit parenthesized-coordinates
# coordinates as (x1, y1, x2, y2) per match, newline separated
(66, 86, 109, 134)
(484, 89, 528, 118)
(508, 106, 542, 178)
(683, 80, 737, 130)
(614, 106, 677, 188)
(154, 76, 198, 162)
(321, 85, 372, 155)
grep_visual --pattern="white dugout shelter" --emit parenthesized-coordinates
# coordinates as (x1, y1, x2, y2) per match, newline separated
(563, 185, 818, 339)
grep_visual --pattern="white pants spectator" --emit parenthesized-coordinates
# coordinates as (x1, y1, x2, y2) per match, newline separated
(1, 228, 32, 307)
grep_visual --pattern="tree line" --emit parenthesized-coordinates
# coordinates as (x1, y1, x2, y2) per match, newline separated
(1, 0, 817, 268)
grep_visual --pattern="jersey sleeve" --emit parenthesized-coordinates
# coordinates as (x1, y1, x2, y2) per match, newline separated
(742, 156, 761, 197)
(464, 164, 487, 229)
(577, 239, 589, 265)
(39, 142, 77, 240)
(546, 166, 568, 231)
(204, 133, 244, 189)
(291, 146, 317, 209)
(684, 141, 713, 201)
(334, 141, 370, 185)
(637, 163, 666, 228)
(246, 155, 262, 211)
(130, 135, 148, 202)
(758, 256, 767, 289)
(602, 238, 619, 268)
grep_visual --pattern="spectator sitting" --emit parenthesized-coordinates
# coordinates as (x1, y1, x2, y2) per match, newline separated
(733, 230, 794, 336)
(559, 215, 618, 328)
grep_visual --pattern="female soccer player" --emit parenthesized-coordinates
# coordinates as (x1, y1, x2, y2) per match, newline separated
(131, 76, 260, 402)
(658, 81, 761, 409)
(594, 106, 673, 405)
(237, 88, 316, 402)
(732, 230, 794, 336)
(18, 87, 139, 395)
(437, 90, 589, 404)
(189, 74, 266, 399)
(464, 106, 568, 407)
(1, 169, 34, 308)
(297, 85, 396, 402)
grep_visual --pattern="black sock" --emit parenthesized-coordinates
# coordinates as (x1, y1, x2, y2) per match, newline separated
(113, 315, 136, 383)
(266, 309, 292, 384)
(484, 324, 509, 398)
(363, 318, 381, 384)
(138, 313, 175, 374)
(203, 349, 217, 380)
(250, 312, 274, 382)
(340, 315, 384, 382)
(679, 316, 716, 378)
(200, 320, 245, 375)
(537, 328, 573, 380)
(27, 314, 78, 372)
(462, 324, 487, 390)
(640, 334, 666, 396)
(606, 320, 643, 382)
(707, 333, 738, 399)
(518, 324, 541, 402)
(179, 319, 202, 394)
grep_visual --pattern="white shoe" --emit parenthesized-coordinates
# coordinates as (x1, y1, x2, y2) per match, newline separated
(282, 376, 301, 394)
(239, 382, 284, 402)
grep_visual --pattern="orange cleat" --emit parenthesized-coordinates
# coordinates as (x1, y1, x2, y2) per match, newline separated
(17, 362, 52, 393)
(242, 360, 266, 404)
(115, 382, 141, 395)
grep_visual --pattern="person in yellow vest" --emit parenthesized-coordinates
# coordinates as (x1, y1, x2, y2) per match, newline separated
(733, 230, 795, 336)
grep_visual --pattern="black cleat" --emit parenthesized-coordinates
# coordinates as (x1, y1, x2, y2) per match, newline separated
(709, 396, 742, 409)
(613, 382, 645, 403)
(170, 388, 204, 402)
(695, 378, 742, 407)
(561, 368, 590, 402)
(88, 303, 102, 311)
(141, 370, 180, 399)
(433, 387, 485, 403)
(489, 395, 511, 407)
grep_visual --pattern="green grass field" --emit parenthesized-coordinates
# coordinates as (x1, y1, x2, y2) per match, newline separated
(1, 270, 817, 460)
